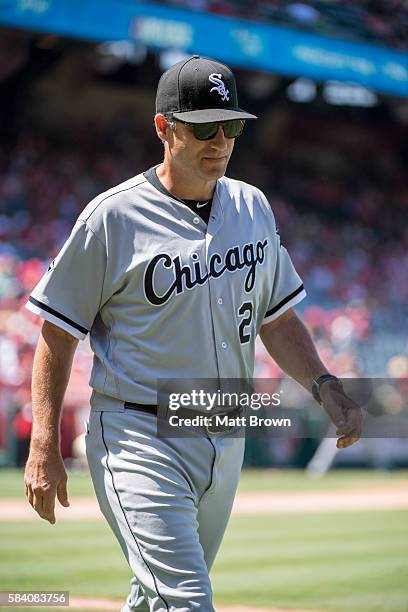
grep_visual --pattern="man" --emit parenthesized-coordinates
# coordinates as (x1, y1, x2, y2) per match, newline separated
(24, 55, 362, 611)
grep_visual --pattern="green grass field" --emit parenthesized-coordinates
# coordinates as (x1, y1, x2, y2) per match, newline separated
(2, 467, 407, 497)
(1, 469, 408, 611)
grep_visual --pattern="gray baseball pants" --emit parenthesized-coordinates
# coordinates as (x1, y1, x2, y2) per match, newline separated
(85, 403, 245, 612)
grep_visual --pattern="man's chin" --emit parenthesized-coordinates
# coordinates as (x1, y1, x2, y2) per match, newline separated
(201, 161, 228, 180)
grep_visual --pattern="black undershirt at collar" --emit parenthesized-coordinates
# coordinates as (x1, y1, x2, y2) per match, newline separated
(143, 166, 213, 224)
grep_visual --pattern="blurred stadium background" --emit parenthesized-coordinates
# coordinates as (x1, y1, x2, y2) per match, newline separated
(0, 2, 408, 610)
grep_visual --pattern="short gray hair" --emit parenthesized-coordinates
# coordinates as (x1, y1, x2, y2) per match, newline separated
(165, 113, 176, 131)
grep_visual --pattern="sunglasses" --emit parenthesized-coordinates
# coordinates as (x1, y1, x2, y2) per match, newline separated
(173, 118, 245, 141)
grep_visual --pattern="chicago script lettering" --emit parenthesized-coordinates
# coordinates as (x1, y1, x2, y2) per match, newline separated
(144, 239, 268, 306)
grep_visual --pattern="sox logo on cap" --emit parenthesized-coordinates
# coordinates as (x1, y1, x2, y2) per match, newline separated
(209, 73, 230, 101)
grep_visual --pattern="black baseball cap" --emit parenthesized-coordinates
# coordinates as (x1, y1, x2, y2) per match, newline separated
(156, 55, 257, 123)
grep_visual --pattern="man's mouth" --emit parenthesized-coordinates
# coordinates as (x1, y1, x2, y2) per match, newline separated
(202, 155, 228, 161)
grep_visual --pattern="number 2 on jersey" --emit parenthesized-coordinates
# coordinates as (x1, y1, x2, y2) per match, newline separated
(238, 302, 253, 344)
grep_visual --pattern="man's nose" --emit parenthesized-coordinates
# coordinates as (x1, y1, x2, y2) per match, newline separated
(211, 126, 229, 148)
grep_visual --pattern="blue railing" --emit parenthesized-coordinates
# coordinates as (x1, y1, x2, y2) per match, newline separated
(0, 0, 407, 96)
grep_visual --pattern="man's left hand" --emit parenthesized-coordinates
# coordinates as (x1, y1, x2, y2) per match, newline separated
(319, 380, 363, 449)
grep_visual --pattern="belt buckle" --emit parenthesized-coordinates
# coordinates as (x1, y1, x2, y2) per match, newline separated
(205, 415, 223, 436)
(205, 409, 238, 436)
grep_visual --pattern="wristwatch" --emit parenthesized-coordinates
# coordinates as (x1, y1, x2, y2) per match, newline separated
(312, 374, 342, 405)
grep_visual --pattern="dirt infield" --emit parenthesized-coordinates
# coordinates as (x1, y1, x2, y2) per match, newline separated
(2, 483, 408, 521)
(69, 596, 326, 611)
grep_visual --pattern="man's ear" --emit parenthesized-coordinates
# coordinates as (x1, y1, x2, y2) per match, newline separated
(155, 113, 171, 143)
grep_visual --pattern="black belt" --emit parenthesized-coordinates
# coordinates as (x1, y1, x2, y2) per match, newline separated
(124, 402, 160, 415)
(123, 401, 243, 435)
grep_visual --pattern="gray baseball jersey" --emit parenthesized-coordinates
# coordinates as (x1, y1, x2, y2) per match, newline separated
(26, 171, 306, 406)
(26, 170, 306, 610)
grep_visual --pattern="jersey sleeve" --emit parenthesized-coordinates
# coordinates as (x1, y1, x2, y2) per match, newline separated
(25, 220, 107, 340)
(262, 231, 306, 325)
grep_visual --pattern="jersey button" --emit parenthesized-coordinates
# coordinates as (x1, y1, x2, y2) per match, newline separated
(221, 341, 228, 349)
(217, 298, 223, 305)
(193, 217, 200, 224)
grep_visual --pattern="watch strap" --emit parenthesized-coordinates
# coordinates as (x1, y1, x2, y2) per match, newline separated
(312, 374, 341, 405)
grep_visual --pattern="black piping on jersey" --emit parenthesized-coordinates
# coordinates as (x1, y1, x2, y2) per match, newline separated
(264, 284, 304, 318)
(99, 412, 170, 611)
(28, 297, 88, 335)
(198, 437, 217, 503)
(79, 176, 148, 225)
(143, 166, 212, 223)
(27, 178, 151, 337)
(144, 166, 212, 209)
(144, 166, 176, 201)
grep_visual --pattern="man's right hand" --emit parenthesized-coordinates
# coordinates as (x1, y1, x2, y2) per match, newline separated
(24, 451, 70, 524)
